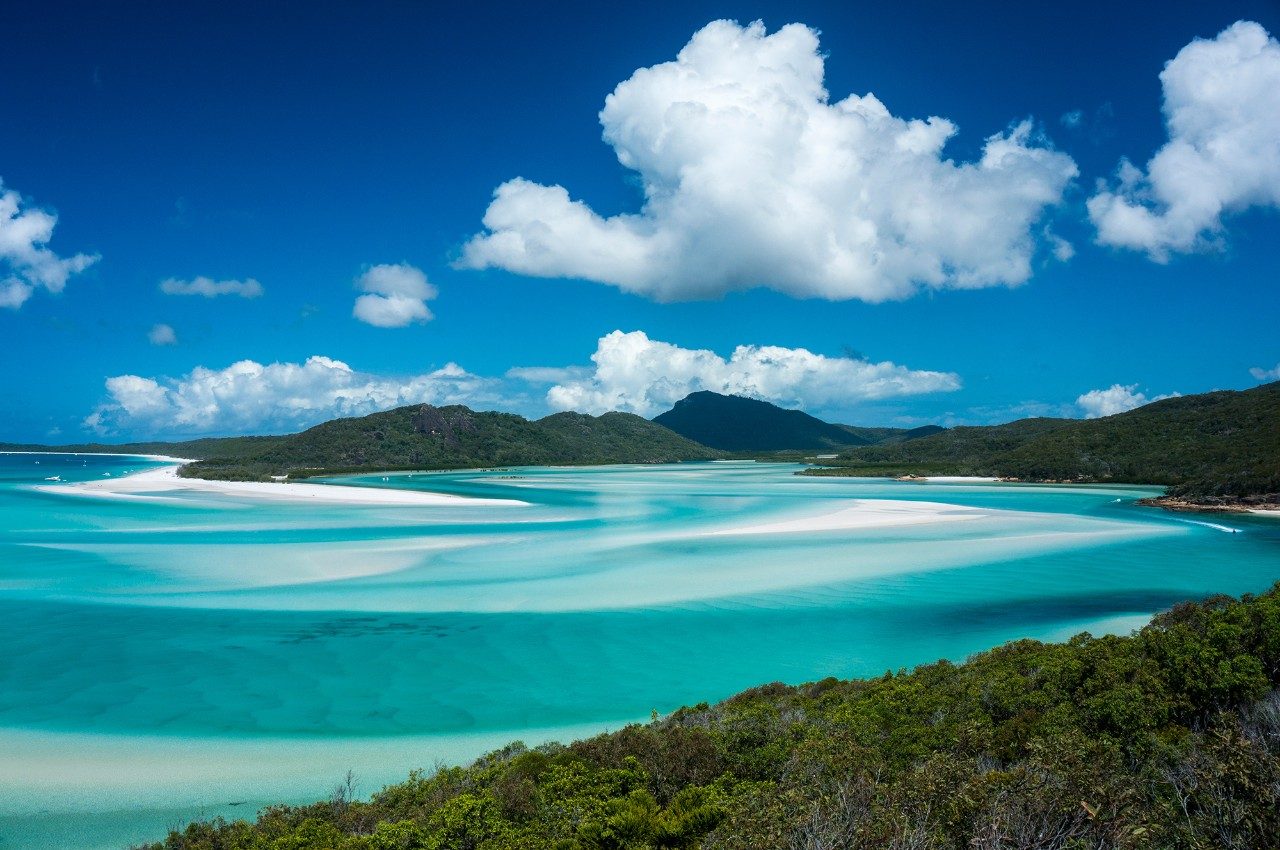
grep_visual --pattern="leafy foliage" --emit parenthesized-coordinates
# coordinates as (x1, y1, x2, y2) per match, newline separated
(140, 585, 1280, 850)
(810, 382, 1280, 501)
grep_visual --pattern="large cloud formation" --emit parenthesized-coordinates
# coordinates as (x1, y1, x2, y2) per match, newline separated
(540, 330, 960, 416)
(86, 331, 960, 436)
(1088, 21, 1280, 259)
(461, 20, 1078, 302)
(352, 263, 437, 328)
(0, 179, 99, 309)
(84, 356, 501, 436)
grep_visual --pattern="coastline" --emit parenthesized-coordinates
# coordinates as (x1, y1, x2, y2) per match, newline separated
(1136, 495, 1280, 517)
(33, 461, 529, 507)
(802, 466, 1279, 520)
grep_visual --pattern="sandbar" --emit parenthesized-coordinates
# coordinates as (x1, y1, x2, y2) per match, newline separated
(35, 462, 527, 507)
(705, 498, 985, 536)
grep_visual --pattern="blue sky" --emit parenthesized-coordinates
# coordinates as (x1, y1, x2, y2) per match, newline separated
(2, 0, 1278, 441)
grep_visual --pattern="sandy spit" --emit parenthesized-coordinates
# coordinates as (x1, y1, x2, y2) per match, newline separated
(35, 462, 528, 507)
(704, 499, 985, 536)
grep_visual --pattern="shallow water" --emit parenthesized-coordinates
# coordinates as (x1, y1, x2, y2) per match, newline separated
(2, 454, 1278, 849)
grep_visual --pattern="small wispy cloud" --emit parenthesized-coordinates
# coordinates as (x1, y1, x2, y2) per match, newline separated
(160, 276, 263, 298)
(1249, 363, 1280, 382)
(147, 323, 177, 346)
(506, 366, 591, 384)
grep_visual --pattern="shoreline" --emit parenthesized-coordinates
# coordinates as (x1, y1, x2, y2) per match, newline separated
(34, 462, 529, 507)
(893, 475, 1000, 483)
(1136, 495, 1280, 518)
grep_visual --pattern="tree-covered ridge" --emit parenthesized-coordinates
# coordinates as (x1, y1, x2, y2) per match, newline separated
(143, 585, 1280, 850)
(809, 382, 1280, 502)
(179, 404, 722, 480)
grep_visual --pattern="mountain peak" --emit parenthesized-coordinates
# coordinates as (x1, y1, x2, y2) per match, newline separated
(653, 391, 871, 452)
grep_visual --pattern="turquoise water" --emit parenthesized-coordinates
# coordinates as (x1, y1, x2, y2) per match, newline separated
(2, 453, 1279, 849)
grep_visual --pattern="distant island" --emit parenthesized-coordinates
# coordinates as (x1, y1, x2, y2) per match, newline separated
(4, 382, 1277, 513)
(797, 381, 1280, 513)
(0, 408, 721, 481)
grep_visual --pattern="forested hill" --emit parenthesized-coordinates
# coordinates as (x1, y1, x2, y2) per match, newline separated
(178, 404, 721, 480)
(145, 584, 1280, 850)
(810, 381, 1280, 503)
(653, 391, 895, 451)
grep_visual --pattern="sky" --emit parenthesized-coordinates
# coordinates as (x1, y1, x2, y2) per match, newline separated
(2, 0, 1279, 441)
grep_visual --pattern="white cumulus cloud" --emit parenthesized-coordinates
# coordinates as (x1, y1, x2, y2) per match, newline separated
(160, 276, 264, 298)
(85, 356, 501, 436)
(147, 323, 177, 346)
(543, 330, 961, 417)
(1075, 383, 1179, 418)
(352, 263, 437, 328)
(1087, 21, 1280, 259)
(0, 179, 99, 309)
(460, 20, 1078, 302)
(1250, 363, 1280, 382)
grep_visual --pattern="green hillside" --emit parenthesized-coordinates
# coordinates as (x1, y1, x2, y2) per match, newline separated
(181, 404, 721, 479)
(653, 391, 883, 451)
(143, 584, 1280, 850)
(836, 423, 946, 445)
(810, 382, 1280, 503)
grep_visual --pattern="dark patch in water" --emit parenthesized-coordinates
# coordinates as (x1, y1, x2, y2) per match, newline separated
(278, 616, 477, 644)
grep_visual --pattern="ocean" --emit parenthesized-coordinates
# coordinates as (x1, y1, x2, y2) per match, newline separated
(2, 453, 1277, 849)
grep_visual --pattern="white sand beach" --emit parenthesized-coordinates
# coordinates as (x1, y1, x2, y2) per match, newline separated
(918, 476, 1001, 483)
(36, 461, 528, 507)
(705, 498, 985, 536)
